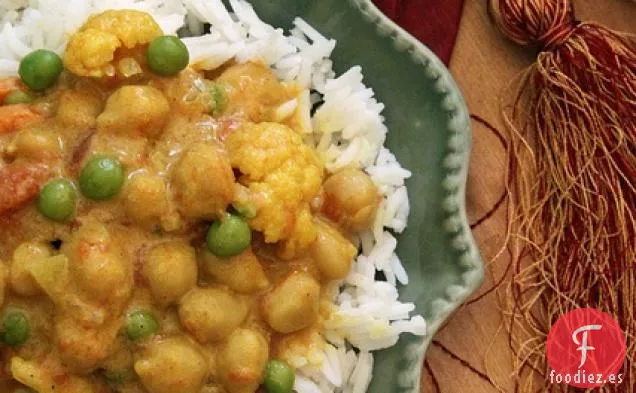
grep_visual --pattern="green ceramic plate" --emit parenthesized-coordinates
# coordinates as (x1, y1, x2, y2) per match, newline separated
(251, 1, 484, 392)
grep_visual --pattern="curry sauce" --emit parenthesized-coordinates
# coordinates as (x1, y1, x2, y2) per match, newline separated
(0, 10, 380, 393)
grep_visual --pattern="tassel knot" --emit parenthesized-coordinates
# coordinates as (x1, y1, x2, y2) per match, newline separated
(539, 21, 577, 51)
(488, 0, 577, 51)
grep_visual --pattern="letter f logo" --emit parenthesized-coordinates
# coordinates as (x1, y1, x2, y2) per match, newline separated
(572, 325, 602, 368)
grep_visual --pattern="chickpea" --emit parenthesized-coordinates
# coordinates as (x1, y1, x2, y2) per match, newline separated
(310, 219, 357, 280)
(56, 316, 120, 371)
(160, 69, 217, 115)
(203, 248, 269, 294)
(97, 85, 170, 138)
(217, 328, 269, 393)
(216, 62, 286, 123)
(144, 242, 198, 306)
(322, 168, 379, 231)
(172, 144, 235, 220)
(63, 221, 131, 304)
(262, 272, 320, 334)
(76, 251, 128, 302)
(178, 287, 248, 343)
(10, 241, 52, 296)
(56, 88, 103, 128)
(124, 173, 170, 228)
(134, 336, 208, 393)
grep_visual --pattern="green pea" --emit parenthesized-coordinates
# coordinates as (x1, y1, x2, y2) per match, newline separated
(147, 36, 189, 76)
(1, 310, 31, 347)
(263, 359, 295, 393)
(206, 213, 251, 258)
(126, 310, 159, 342)
(18, 49, 63, 91)
(209, 84, 227, 116)
(3, 90, 33, 105)
(36, 179, 77, 222)
(79, 156, 124, 200)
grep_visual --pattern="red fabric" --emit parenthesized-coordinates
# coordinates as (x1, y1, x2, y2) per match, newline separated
(373, 0, 465, 65)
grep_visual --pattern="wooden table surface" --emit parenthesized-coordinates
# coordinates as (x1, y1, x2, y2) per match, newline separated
(421, 1, 636, 392)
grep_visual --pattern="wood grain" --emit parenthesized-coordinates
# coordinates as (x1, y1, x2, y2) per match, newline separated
(421, 1, 636, 392)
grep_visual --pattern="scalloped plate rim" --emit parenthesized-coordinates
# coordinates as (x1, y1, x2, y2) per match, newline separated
(349, 0, 485, 377)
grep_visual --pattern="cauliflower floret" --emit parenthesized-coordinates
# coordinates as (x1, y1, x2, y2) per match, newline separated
(64, 10, 162, 77)
(225, 122, 323, 258)
(81, 10, 163, 49)
(64, 29, 120, 78)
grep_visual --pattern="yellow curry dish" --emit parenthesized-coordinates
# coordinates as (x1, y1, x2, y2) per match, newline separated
(0, 10, 381, 393)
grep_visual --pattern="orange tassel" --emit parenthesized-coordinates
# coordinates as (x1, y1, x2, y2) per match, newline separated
(488, 0, 635, 391)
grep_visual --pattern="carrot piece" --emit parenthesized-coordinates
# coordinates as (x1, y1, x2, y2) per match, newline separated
(0, 77, 23, 103)
(0, 163, 52, 216)
(0, 104, 43, 134)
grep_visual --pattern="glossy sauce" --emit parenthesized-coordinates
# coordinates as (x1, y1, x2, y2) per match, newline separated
(0, 11, 380, 393)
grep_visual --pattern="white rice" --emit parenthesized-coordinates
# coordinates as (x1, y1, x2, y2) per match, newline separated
(0, 1, 427, 392)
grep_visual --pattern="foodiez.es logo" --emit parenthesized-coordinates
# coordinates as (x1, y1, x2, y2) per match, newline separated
(546, 308, 626, 388)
